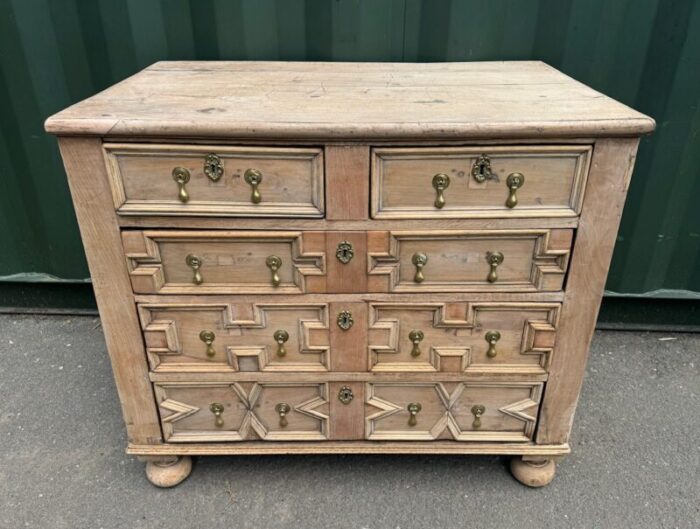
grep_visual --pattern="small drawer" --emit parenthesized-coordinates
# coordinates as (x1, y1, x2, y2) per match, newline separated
(122, 230, 326, 294)
(365, 381, 543, 442)
(368, 229, 572, 293)
(368, 302, 559, 374)
(104, 143, 324, 217)
(139, 302, 330, 373)
(155, 382, 330, 442)
(371, 145, 591, 219)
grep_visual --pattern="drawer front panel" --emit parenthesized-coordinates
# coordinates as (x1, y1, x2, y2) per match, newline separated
(139, 302, 330, 373)
(365, 382, 543, 441)
(123, 230, 326, 294)
(368, 302, 559, 374)
(155, 382, 330, 442)
(368, 230, 572, 293)
(371, 145, 591, 219)
(105, 144, 324, 217)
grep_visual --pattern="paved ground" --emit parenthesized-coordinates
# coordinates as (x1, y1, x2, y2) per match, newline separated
(0, 315, 697, 529)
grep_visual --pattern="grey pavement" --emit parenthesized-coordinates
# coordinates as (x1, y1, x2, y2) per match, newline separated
(0, 314, 698, 529)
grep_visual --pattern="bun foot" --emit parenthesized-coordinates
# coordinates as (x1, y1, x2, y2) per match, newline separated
(145, 456, 193, 488)
(510, 457, 556, 487)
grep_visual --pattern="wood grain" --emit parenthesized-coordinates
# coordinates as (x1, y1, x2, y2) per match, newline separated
(536, 138, 641, 444)
(45, 61, 655, 139)
(325, 145, 369, 220)
(57, 137, 162, 445)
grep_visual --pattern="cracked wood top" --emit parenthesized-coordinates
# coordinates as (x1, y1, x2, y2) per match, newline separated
(45, 61, 655, 140)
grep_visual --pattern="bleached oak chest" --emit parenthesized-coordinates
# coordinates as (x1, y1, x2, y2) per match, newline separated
(46, 61, 654, 487)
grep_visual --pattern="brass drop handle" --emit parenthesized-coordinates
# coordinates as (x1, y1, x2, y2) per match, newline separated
(244, 168, 263, 204)
(199, 330, 216, 358)
(471, 404, 485, 429)
(275, 403, 291, 427)
(486, 251, 504, 283)
(432, 173, 450, 209)
(408, 330, 424, 357)
(266, 255, 282, 287)
(407, 402, 422, 426)
(412, 252, 428, 283)
(210, 402, 224, 427)
(172, 167, 191, 203)
(505, 173, 525, 208)
(485, 331, 501, 358)
(186, 254, 203, 285)
(273, 329, 289, 357)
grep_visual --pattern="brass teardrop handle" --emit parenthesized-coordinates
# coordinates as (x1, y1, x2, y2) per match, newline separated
(266, 255, 282, 287)
(471, 404, 485, 429)
(244, 168, 263, 204)
(505, 172, 525, 208)
(408, 330, 424, 357)
(273, 329, 289, 357)
(199, 330, 216, 358)
(186, 254, 203, 285)
(275, 403, 291, 427)
(432, 173, 450, 209)
(412, 252, 428, 283)
(485, 330, 501, 358)
(172, 167, 190, 203)
(486, 251, 504, 283)
(407, 402, 422, 426)
(210, 402, 224, 427)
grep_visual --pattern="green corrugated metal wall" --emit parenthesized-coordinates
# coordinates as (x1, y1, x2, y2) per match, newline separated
(1, 0, 699, 300)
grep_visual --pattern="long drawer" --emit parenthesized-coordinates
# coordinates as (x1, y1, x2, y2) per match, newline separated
(123, 229, 572, 294)
(154, 380, 543, 443)
(138, 298, 559, 375)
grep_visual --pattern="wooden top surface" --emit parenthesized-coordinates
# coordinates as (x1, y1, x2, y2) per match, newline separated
(45, 61, 654, 139)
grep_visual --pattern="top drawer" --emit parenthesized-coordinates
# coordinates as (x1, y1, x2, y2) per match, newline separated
(371, 145, 591, 219)
(104, 143, 324, 218)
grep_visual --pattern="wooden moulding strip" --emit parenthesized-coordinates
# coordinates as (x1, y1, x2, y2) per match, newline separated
(127, 441, 571, 457)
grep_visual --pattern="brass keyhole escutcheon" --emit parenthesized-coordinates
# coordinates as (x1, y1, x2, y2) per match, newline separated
(244, 168, 263, 204)
(338, 386, 354, 405)
(412, 252, 428, 283)
(210, 402, 225, 427)
(204, 153, 224, 182)
(408, 330, 424, 357)
(186, 254, 203, 285)
(172, 167, 191, 203)
(275, 403, 291, 427)
(486, 251, 504, 283)
(266, 255, 282, 287)
(432, 173, 450, 209)
(471, 154, 494, 183)
(199, 330, 216, 358)
(505, 172, 525, 208)
(407, 402, 422, 426)
(336, 241, 354, 264)
(471, 404, 485, 429)
(485, 330, 501, 358)
(273, 329, 289, 357)
(337, 310, 354, 331)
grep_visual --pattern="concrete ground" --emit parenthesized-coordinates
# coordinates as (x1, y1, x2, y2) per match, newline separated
(0, 315, 697, 529)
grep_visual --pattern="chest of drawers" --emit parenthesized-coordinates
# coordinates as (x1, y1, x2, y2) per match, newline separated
(46, 61, 654, 488)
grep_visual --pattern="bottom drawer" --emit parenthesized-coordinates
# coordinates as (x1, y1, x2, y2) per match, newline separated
(365, 381, 543, 442)
(155, 382, 330, 442)
(155, 380, 542, 443)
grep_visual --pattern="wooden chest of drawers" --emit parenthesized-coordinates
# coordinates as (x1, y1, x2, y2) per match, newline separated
(46, 61, 654, 488)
